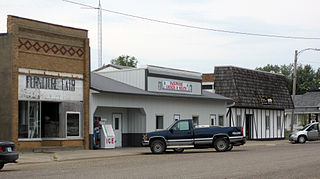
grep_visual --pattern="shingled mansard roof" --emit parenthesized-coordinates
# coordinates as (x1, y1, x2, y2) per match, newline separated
(91, 73, 232, 101)
(214, 66, 294, 109)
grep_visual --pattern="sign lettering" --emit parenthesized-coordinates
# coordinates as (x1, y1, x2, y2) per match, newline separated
(160, 80, 192, 92)
(26, 75, 75, 91)
(260, 96, 274, 105)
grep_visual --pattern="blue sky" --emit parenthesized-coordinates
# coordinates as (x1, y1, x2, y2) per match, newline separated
(1, 0, 320, 72)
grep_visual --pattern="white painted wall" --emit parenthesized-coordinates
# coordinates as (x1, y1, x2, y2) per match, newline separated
(90, 92, 228, 133)
(97, 69, 146, 90)
(284, 113, 312, 131)
(18, 74, 83, 101)
(229, 108, 285, 139)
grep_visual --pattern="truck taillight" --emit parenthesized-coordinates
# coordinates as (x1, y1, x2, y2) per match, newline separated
(143, 134, 147, 141)
(0, 146, 2, 152)
(241, 127, 243, 135)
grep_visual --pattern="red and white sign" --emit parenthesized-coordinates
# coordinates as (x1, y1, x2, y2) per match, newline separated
(106, 137, 114, 144)
(161, 80, 192, 92)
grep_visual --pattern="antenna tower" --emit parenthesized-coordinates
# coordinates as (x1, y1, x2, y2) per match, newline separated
(63, 0, 103, 68)
(98, 0, 102, 67)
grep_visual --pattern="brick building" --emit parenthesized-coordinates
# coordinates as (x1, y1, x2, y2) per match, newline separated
(0, 16, 90, 150)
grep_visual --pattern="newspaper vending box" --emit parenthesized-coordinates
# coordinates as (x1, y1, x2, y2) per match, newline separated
(100, 124, 115, 149)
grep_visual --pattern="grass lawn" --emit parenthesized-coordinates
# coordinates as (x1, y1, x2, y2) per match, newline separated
(284, 131, 291, 140)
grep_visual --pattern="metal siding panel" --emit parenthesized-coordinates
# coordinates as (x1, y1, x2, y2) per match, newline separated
(98, 69, 146, 90)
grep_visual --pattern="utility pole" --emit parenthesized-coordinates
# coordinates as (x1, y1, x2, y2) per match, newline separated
(290, 48, 320, 132)
(290, 50, 297, 133)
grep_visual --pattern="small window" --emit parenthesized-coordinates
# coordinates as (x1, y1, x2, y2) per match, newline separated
(218, 115, 224, 126)
(172, 121, 190, 131)
(156, 115, 164, 129)
(210, 114, 216, 125)
(174, 114, 180, 121)
(236, 115, 241, 127)
(265, 115, 270, 130)
(192, 116, 199, 126)
(66, 112, 80, 137)
(277, 116, 281, 129)
(115, 118, 119, 130)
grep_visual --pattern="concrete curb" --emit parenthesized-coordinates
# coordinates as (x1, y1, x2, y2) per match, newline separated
(12, 140, 291, 166)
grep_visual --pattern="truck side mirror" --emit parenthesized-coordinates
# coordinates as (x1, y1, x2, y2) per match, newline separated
(169, 129, 174, 133)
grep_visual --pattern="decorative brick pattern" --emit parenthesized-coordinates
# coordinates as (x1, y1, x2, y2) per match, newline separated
(18, 38, 84, 58)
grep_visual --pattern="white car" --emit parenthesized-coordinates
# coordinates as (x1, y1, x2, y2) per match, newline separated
(289, 122, 320, 143)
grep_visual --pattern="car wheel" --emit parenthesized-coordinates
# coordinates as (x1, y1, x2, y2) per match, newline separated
(298, 136, 306, 144)
(0, 163, 4, 170)
(173, 148, 184, 153)
(226, 144, 233, 151)
(214, 138, 229, 152)
(150, 140, 166, 154)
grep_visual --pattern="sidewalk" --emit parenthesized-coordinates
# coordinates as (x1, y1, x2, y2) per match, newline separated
(13, 140, 290, 165)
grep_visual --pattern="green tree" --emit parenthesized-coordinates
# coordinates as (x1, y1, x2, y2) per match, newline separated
(296, 65, 317, 94)
(110, 55, 138, 67)
(316, 68, 320, 89)
(256, 64, 319, 95)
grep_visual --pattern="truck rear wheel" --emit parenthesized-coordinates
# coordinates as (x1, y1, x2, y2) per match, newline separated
(226, 144, 233, 151)
(150, 140, 166, 154)
(214, 138, 229, 152)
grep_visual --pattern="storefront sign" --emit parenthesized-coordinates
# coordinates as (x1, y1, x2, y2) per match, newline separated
(26, 75, 75, 91)
(260, 96, 274, 105)
(18, 74, 83, 101)
(160, 80, 192, 92)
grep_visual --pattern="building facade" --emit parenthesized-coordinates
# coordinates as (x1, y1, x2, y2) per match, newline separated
(285, 91, 320, 130)
(214, 66, 294, 139)
(90, 65, 232, 148)
(0, 16, 90, 149)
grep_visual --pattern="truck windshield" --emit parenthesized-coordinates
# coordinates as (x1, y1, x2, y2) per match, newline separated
(167, 121, 177, 130)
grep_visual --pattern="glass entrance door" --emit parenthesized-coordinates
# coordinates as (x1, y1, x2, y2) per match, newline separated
(18, 101, 41, 139)
(28, 102, 41, 138)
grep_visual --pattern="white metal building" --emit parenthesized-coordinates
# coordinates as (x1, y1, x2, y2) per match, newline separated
(89, 65, 232, 147)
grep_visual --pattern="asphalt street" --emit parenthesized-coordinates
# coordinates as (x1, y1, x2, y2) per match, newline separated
(1, 142, 320, 179)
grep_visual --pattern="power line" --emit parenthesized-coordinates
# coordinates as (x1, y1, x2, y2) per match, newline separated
(63, 0, 320, 40)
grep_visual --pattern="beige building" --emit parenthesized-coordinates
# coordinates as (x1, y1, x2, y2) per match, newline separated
(0, 16, 90, 150)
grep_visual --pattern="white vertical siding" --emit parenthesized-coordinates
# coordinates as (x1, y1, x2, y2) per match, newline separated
(90, 93, 228, 133)
(228, 108, 285, 139)
(97, 69, 146, 90)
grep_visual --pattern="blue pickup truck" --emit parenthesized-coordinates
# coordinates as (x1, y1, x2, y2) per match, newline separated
(142, 119, 246, 154)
